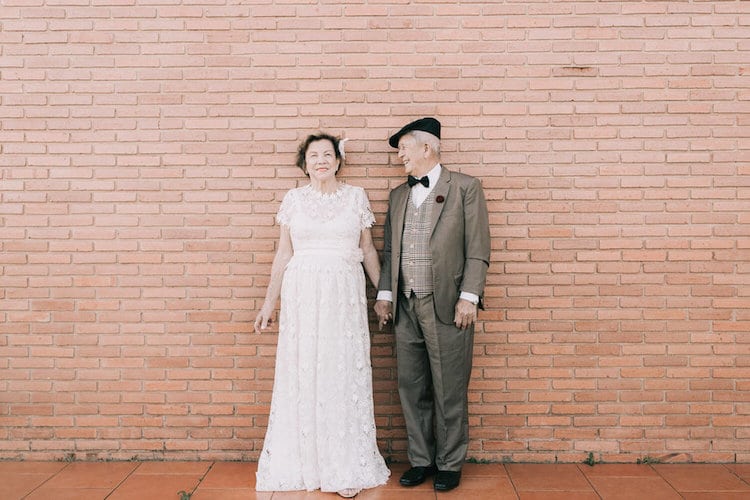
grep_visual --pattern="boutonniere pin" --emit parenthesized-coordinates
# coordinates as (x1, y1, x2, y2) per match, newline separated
(436, 195, 445, 203)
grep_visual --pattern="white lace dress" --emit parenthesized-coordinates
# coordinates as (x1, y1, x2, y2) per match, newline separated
(256, 183, 390, 492)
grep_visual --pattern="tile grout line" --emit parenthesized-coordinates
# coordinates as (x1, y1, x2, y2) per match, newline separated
(574, 463, 604, 500)
(649, 464, 686, 499)
(102, 461, 143, 499)
(501, 463, 521, 499)
(189, 460, 217, 497)
(20, 461, 73, 500)
(722, 462, 750, 489)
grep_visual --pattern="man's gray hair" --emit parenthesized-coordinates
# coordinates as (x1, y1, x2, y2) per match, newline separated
(410, 130, 441, 156)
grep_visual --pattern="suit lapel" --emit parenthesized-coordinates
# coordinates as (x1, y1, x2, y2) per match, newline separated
(430, 168, 451, 236)
(392, 184, 410, 257)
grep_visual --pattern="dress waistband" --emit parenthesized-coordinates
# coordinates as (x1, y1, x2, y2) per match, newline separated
(292, 247, 364, 263)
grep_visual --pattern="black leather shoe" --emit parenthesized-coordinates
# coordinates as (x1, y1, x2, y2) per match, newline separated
(399, 465, 437, 486)
(434, 470, 461, 491)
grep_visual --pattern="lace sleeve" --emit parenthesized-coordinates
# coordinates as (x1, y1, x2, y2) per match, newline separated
(276, 189, 294, 226)
(357, 187, 376, 229)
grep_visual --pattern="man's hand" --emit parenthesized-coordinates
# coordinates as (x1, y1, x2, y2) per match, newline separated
(374, 300, 393, 330)
(454, 299, 478, 330)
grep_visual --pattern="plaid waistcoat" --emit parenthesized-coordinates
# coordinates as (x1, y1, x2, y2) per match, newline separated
(400, 189, 436, 298)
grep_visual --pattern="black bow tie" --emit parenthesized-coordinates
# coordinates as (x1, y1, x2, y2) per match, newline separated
(407, 175, 429, 188)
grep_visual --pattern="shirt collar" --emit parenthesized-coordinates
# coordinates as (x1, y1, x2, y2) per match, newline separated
(421, 163, 441, 188)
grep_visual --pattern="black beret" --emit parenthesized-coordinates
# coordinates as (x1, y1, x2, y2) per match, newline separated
(388, 117, 441, 148)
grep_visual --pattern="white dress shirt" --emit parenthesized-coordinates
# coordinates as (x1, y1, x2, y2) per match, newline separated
(410, 163, 442, 208)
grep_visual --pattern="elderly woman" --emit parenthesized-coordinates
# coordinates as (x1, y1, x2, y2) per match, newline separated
(254, 133, 390, 498)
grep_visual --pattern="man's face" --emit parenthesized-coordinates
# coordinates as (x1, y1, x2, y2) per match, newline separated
(396, 135, 424, 176)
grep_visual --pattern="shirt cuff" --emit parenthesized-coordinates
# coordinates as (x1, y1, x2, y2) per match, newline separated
(460, 291, 480, 305)
(376, 290, 393, 302)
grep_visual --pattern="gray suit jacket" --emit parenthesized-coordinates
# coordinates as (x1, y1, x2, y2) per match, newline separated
(379, 167, 491, 325)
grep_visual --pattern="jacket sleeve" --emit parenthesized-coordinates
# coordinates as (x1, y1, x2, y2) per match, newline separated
(377, 198, 393, 293)
(460, 177, 491, 305)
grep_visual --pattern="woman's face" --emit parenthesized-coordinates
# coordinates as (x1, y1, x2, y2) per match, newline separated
(305, 139, 339, 181)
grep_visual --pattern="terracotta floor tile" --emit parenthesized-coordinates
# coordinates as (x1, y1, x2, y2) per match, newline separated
(357, 489, 437, 500)
(381, 480, 435, 492)
(437, 483, 519, 500)
(41, 462, 138, 489)
(200, 461, 258, 489)
(518, 491, 600, 500)
(269, 491, 344, 499)
(577, 463, 659, 477)
(22, 487, 112, 500)
(0, 473, 56, 500)
(3, 460, 748, 500)
(132, 461, 212, 475)
(106, 473, 204, 500)
(724, 463, 750, 482)
(462, 462, 508, 477)
(586, 476, 682, 500)
(682, 493, 750, 500)
(654, 464, 750, 492)
(506, 464, 592, 491)
(191, 489, 273, 500)
(0, 461, 67, 474)
(455, 474, 516, 492)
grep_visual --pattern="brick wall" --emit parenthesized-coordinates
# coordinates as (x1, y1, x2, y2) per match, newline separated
(1, 1, 749, 463)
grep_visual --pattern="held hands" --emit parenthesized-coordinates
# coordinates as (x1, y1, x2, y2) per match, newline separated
(375, 299, 477, 330)
(454, 299, 478, 330)
(254, 302, 275, 333)
(374, 300, 393, 330)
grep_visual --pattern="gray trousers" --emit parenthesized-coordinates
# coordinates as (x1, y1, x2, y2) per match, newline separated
(395, 292, 475, 472)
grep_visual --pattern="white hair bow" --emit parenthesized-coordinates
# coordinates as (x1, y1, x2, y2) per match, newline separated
(338, 138, 349, 160)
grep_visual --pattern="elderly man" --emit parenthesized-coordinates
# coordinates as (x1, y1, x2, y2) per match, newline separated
(375, 117, 491, 492)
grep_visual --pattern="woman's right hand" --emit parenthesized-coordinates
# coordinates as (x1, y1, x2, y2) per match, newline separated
(254, 303, 275, 333)
(374, 300, 393, 330)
